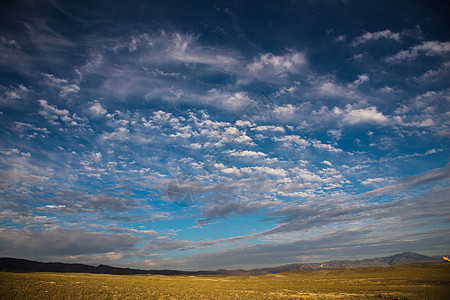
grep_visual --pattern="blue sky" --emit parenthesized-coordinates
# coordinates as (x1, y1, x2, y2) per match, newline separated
(0, 0, 449, 270)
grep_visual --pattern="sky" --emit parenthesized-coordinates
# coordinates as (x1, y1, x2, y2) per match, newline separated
(0, 0, 449, 270)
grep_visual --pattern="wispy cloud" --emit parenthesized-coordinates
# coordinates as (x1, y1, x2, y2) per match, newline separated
(351, 29, 401, 46)
(386, 41, 450, 63)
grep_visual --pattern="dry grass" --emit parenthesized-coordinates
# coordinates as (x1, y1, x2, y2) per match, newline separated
(1, 263, 449, 299)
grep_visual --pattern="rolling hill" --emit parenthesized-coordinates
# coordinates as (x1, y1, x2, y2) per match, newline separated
(0, 252, 445, 276)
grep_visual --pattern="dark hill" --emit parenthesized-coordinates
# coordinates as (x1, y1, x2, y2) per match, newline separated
(0, 252, 444, 276)
(246, 252, 443, 275)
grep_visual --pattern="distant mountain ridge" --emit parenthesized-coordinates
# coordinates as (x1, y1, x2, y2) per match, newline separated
(0, 252, 445, 276)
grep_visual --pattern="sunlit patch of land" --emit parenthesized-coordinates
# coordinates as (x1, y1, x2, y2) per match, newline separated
(1, 263, 449, 299)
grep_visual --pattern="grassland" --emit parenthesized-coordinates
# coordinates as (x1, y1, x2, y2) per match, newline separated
(1, 263, 449, 299)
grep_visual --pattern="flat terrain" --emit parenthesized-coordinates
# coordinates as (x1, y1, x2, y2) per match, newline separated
(1, 263, 449, 299)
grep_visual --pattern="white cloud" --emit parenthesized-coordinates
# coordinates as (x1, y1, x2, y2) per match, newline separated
(322, 160, 333, 167)
(309, 76, 358, 99)
(92, 152, 102, 162)
(190, 143, 202, 149)
(311, 140, 343, 153)
(13, 122, 49, 138)
(275, 85, 298, 97)
(224, 92, 251, 110)
(41, 73, 80, 97)
(335, 105, 389, 125)
(293, 168, 325, 182)
(353, 74, 369, 85)
(417, 61, 450, 82)
(235, 120, 254, 127)
(102, 127, 129, 141)
(273, 104, 297, 119)
(274, 135, 309, 147)
(89, 100, 107, 115)
(336, 35, 346, 42)
(202, 89, 252, 111)
(247, 51, 307, 78)
(144, 86, 184, 102)
(346, 106, 388, 124)
(228, 150, 267, 158)
(327, 129, 342, 140)
(170, 132, 192, 138)
(214, 163, 242, 176)
(386, 41, 450, 63)
(351, 53, 365, 61)
(221, 166, 242, 176)
(39, 99, 69, 117)
(254, 166, 287, 177)
(252, 125, 285, 133)
(379, 86, 394, 93)
(1, 37, 20, 48)
(168, 33, 239, 69)
(0, 84, 31, 105)
(38, 99, 83, 126)
(351, 29, 400, 46)
(222, 127, 253, 144)
(233, 134, 253, 144)
(108, 31, 240, 71)
(361, 177, 392, 185)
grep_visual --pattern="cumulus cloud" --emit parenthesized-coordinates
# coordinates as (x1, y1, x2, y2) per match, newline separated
(274, 135, 309, 147)
(38, 99, 85, 126)
(13, 121, 49, 139)
(254, 166, 287, 177)
(275, 85, 299, 97)
(353, 74, 369, 85)
(311, 140, 343, 153)
(89, 100, 107, 115)
(418, 61, 450, 82)
(322, 160, 333, 167)
(39, 99, 69, 118)
(252, 125, 285, 133)
(247, 51, 307, 79)
(272, 104, 297, 119)
(102, 127, 130, 141)
(309, 77, 358, 99)
(346, 106, 388, 124)
(0, 84, 31, 106)
(201, 89, 253, 111)
(228, 150, 267, 158)
(41, 73, 80, 97)
(334, 105, 389, 125)
(327, 129, 342, 140)
(221, 126, 254, 144)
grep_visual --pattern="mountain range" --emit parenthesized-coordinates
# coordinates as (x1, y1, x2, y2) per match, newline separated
(0, 252, 445, 276)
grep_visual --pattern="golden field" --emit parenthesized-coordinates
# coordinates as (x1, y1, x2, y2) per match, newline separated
(1, 263, 449, 299)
